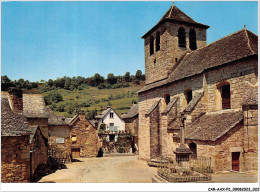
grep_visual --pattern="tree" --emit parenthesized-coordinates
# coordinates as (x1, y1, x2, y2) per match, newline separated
(135, 70, 142, 80)
(47, 79, 54, 87)
(93, 73, 104, 86)
(44, 91, 63, 105)
(1, 75, 13, 91)
(107, 73, 117, 85)
(124, 72, 130, 82)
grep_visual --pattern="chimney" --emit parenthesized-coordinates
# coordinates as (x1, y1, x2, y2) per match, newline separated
(106, 106, 111, 109)
(8, 87, 23, 113)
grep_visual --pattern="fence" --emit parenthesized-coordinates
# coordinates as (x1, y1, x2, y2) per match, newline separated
(157, 155, 212, 182)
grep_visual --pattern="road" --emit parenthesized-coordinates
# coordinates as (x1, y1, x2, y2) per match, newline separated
(38, 156, 258, 183)
(39, 156, 157, 183)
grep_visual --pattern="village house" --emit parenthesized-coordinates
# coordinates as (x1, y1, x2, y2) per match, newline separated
(47, 108, 99, 159)
(69, 111, 99, 158)
(1, 90, 48, 182)
(122, 104, 139, 154)
(95, 106, 125, 141)
(138, 4, 258, 172)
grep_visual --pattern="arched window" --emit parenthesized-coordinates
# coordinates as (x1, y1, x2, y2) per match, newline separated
(189, 29, 197, 50)
(178, 27, 186, 48)
(150, 36, 154, 55)
(164, 94, 170, 105)
(156, 31, 160, 51)
(185, 89, 192, 104)
(216, 81, 231, 110)
(189, 143, 197, 159)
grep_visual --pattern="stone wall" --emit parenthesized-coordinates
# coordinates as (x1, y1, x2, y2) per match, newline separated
(48, 125, 71, 157)
(149, 105, 161, 159)
(1, 135, 31, 183)
(243, 106, 258, 171)
(30, 129, 48, 177)
(70, 113, 98, 157)
(144, 22, 207, 84)
(27, 118, 49, 139)
(215, 123, 244, 172)
(124, 117, 139, 153)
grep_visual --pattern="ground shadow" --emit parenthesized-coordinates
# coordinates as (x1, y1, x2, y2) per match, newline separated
(71, 158, 83, 162)
(32, 157, 67, 183)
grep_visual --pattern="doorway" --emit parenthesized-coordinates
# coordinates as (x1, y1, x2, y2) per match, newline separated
(71, 148, 80, 158)
(232, 152, 240, 171)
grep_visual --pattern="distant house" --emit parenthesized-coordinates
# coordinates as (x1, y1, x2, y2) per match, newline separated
(1, 91, 48, 182)
(95, 106, 125, 133)
(69, 111, 98, 158)
(122, 104, 139, 154)
(47, 107, 72, 159)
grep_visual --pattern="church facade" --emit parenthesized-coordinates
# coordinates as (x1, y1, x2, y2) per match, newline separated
(138, 4, 258, 172)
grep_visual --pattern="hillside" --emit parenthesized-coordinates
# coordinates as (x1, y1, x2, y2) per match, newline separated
(42, 82, 144, 118)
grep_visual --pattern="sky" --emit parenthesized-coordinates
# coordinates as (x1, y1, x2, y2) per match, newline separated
(1, 1, 258, 82)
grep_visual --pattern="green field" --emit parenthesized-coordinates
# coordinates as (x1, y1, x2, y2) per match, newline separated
(42, 83, 144, 118)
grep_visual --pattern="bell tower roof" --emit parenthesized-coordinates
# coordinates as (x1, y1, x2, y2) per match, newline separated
(142, 4, 209, 38)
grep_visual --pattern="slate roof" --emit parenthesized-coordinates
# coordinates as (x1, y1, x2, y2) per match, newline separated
(145, 99, 161, 116)
(242, 84, 258, 106)
(89, 119, 98, 127)
(46, 107, 71, 126)
(142, 5, 209, 38)
(161, 97, 179, 115)
(122, 104, 139, 119)
(23, 94, 49, 118)
(95, 108, 111, 119)
(139, 29, 258, 93)
(177, 109, 244, 141)
(183, 91, 204, 112)
(1, 96, 31, 136)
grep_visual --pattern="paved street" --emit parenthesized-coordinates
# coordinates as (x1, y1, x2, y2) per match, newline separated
(38, 156, 258, 183)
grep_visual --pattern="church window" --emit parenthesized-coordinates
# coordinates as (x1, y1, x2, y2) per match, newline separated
(150, 36, 154, 55)
(178, 27, 186, 48)
(216, 81, 231, 110)
(164, 94, 170, 105)
(189, 29, 197, 50)
(156, 31, 160, 51)
(189, 143, 197, 159)
(221, 84, 231, 109)
(185, 89, 192, 104)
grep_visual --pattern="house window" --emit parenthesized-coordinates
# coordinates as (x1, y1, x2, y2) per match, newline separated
(71, 135, 77, 143)
(164, 94, 170, 105)
(221, 84, 231, 109)
(185, 89, 192, 104)
(109, 123, 114, 127)
(178, 27, 186, 48)
(150, 36, 154, 55)
(156, 31, 160, 51)
(110, 112, 114, 119)
(109, 134, 115, 142)
(189, 29, 197, 50)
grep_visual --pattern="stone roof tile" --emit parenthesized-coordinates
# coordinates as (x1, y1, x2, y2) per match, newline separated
(122, 104, 139, 119)
(162, 97, 179, 115)
(184, 91, 204, 112)
(145, 99, 161, 116)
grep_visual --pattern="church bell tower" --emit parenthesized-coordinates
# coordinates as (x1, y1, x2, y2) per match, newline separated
(142, 3, 210, 85)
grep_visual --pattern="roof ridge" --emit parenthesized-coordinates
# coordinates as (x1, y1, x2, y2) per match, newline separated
(168, 4, 174, 18)
(188, 28, 246, 55)
(244, 28, 256, 55)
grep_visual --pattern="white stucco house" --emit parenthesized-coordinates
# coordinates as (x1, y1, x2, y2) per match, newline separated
(95, 106, 125, 132)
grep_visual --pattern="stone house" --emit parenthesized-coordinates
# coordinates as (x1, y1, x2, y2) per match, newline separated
(70, 111, 98, 158)
(47, 107, 72, 158)
(138, 4, 258, 172)
(1, 93, 48, 182)
(122, 104, 139, 153)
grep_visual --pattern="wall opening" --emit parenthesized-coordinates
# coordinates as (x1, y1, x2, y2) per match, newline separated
(178, 27, 186, 48)
(150, 36, 154, 55)
(185, 89, 192, 104)
(232, 152, 240, 171)
(221, 84, 231, 109)
(189, 143, 197, 159)
(156, 31, 160, 51)
(164, 94, 170, 105)
(189, 29, 197, 50)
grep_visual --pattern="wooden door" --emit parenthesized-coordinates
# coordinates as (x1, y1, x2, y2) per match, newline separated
(71, 148, 80, 158)
(232, 152, 240, 171)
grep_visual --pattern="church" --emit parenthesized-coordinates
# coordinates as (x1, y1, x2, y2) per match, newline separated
(138, 4, 258, 172)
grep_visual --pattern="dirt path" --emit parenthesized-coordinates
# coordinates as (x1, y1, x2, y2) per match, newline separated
(39, 156, 157, 183)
